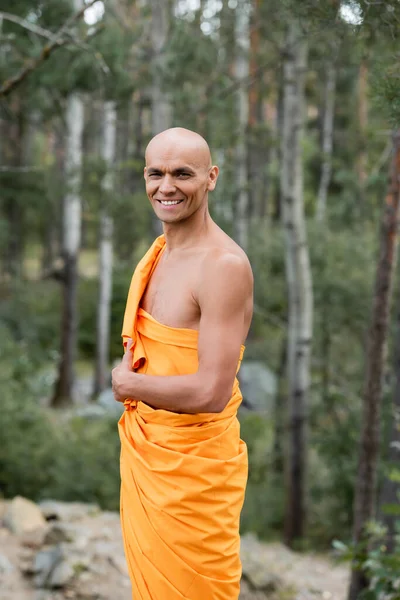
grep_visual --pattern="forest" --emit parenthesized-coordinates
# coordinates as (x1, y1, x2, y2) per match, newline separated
(1, 0, 400, 599)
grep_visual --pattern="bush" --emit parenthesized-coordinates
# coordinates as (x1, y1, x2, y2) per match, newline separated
(0, 325, 120, 509)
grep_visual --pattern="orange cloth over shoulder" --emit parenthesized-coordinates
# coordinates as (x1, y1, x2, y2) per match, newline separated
(118, 234, 248, 600)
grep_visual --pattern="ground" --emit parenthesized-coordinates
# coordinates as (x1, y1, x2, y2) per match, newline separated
(0, 499, 350, 600)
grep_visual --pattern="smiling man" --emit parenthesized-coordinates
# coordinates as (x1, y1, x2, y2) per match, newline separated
(112, 127, 253, 600)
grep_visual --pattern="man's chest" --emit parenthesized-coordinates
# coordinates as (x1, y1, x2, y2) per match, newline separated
(140, 255, 200, 330)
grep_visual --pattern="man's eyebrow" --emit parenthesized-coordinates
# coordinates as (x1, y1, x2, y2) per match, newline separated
(146, 166, 196, 175)
(173, 167, 195, 175)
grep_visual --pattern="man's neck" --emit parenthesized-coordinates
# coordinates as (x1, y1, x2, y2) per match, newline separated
(162, 208, 214, 251)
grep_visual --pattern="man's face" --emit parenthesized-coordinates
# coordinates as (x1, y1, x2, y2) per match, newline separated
(144, 141, 218, 224)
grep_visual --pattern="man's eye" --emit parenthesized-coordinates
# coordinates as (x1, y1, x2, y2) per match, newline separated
(149, 173, 161, 178)
(177, 173, 190, 178)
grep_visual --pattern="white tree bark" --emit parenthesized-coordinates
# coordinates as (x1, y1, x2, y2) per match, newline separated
(51, 0, 85, 407)
(94, 101, 117, 396)
(150, 0, 171, 236)
(151, 0, 171, 135)
(64, 94, 84, 258)
(234, 2, 250, 249)
(280, 21, 313, 546)
(316, 59, 336, 223)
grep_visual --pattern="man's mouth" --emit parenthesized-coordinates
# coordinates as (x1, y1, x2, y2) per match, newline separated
(156, 199, 184, 206)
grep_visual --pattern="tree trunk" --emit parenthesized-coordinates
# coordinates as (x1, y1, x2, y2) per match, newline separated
(272, 336, 288, 476)
(348, 129, 400, 600)
(51, 92, 84, 407)
(93, 101, 117, 397)
(234, 2, 250, 249)
(150, 0, 171, 236)
(3, 96, 26, 278)
(280, 22, 313, 547)
(316, 58, 336, 223)
(379, 281, 400, 553)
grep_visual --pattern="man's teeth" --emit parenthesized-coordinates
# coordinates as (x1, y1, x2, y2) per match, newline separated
(159, 200, 182, 205)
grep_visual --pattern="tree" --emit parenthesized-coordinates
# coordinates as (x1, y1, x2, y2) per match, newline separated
(51, 0, 86, 407)
(348, 129, 400, 600)
(150, 0, 171, 236)
(94, 100, 117, 396)
(379, 285, 400, 553)
(234, 0, 250, 249)
(280, 20, 313, 547)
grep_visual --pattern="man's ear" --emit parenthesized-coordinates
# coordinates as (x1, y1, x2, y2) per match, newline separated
(143, 167, 147, 180)
(207, 165, 219, 191)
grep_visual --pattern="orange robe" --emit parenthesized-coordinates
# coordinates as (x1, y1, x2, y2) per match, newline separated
(118, 234, 248, 600)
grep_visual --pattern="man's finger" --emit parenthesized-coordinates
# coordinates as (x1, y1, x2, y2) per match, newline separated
(122, 338, 134, 369)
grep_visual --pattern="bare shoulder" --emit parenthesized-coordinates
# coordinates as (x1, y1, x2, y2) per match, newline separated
(197, 234, 253, 297)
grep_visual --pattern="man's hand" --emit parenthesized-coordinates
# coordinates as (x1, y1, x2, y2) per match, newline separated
(112, 339, 134, 403)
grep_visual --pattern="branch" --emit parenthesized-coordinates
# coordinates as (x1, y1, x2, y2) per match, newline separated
(0, 12, 59, 40)
(0, 165, 44, 172)
(0, 0, 100, 98)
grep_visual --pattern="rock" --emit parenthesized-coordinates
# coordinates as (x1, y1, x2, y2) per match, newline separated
(20, 525, 50, 549)
(33, 544, 63, 587)
(44, 523, 76, 545)
(0, 499, 9, 522)
(240, 533, 283, 593)
(0, 552, 14, 573)
(48, 559, 75, 588)
(4, 496, 47, 535)
(238, 361, 277, 413)
(39, 501, 100, 522)
(71, 405, 109, 420)
(97, 388, 125, 418)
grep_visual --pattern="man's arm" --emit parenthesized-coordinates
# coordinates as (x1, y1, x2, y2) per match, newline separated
(112, 252, 253, 413)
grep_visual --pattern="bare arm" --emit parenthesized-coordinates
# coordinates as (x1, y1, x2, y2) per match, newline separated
(112, 252, 253, 413)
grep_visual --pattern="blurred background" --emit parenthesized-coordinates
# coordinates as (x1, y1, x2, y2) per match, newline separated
(1, 0, 400, 599)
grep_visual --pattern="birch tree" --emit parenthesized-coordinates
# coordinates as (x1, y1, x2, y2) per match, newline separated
(150, 0, 171, 236)
(93, 101, 117, 397)
(280, 21, 313, 546)
(51, 0, 85, 407)
(348, 129, 400, 600)
(234, 1, 250, 249)
(151, 0, 171, 136)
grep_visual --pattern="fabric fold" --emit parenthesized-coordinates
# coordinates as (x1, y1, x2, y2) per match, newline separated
(118, 235, 248, 599)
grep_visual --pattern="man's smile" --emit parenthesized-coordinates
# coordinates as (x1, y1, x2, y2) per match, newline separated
(157, 199, 184, 206)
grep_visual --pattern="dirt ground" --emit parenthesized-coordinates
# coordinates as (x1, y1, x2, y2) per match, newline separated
(0, 502, 349, 600)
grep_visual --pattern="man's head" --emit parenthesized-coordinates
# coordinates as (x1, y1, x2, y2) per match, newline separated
(144, 128, 219, 224)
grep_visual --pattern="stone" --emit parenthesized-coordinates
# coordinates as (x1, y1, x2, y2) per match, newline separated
(44, 523, 76, 545)
(39, 501, 100, 522)
(71, 405, 109, 420)
(240, 533, 283, 593)
(0, 552, 14, 573)
(97, 387, 125, 418)
(238, 360, 277, 413)
(20, 525, 50, 549)
(48, 559, 75, 588)
(33, 545, 63, 587)
(4, 496, 47, 535)
(0, 499, 9, 522)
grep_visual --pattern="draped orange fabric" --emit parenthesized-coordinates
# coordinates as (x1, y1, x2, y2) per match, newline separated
(118, 234, 248, 600)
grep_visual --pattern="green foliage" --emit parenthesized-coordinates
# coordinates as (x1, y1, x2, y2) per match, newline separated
(239, 412, 285, 537)
(334, 468, 400, 600)
(0, 325, 120, 508)
(335, 521, 400, 600)
(78, 267, 133, 362)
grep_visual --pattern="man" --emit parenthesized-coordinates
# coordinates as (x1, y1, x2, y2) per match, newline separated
(112, 127, 253, 600)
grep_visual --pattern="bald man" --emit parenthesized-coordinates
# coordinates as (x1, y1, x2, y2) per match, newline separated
(113, 128, 253, 600)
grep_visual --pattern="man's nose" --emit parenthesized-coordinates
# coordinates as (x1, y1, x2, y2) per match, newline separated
(158, 175, 176, 195)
